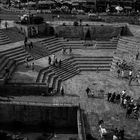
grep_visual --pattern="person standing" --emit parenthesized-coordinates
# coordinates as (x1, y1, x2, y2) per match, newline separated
(58, 59, 62, 68)
(69, 46, 72, 54)
(24, 36, 28, 48)
(86, 87, 91, 96)
(60, 86, 64, 96)
(136, 51, 139, 60)
(48, 56, 51, 65)
(32, 62, 35, 71)
(5, 21, 8, 29)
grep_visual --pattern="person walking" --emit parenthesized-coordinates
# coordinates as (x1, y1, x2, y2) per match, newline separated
(24, 36, 28, 48)
(136, 51, 139, 60)
(69, 46, 72, 54)
(86, 87, 91, 96)
(60, 86, 64, 96)
(48, 56, 51, 65)
(32, 62, 35, 71)
(58, 59, 62, 68)
(5, 21, 8, 29)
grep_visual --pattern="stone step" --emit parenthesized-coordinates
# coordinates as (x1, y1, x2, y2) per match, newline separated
(36, 67, 50, 83)
(0, 46, 23, 55)
(56, 79, 62, 93)
(0, 58, 11, 72)
(46, 72, 55, 86)
(0, 60, 15, 79)
(46, 42, 62, 49)
(48, 44, 63, 54)
(8, 52, 29, 60)
(39, 37, 58, 45)
(79, 67, 110, 71)
(42, 69, 52, 83)
(4, 49, 26, 58)
(16, 56, 33, 65)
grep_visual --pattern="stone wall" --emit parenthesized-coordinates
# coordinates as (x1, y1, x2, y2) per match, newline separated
(14, 23, 50, 37)
(0, 103, 78, 131)
(54, 25, 122, 40)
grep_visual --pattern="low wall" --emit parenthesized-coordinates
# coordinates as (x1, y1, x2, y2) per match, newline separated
(55, 25, 122, 40)
(14, 22, 50, 37)
(0, 83, 48, 96)
(0, 102, 78, 132)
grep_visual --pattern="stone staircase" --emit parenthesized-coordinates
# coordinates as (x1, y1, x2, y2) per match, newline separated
(69, 56, 113, 71)
(36, 56, 113, 93)
(64, 40, 85, 49)
(38, 36, 64, 54)
(117, 37, 140, 53)
(0, 29, 11, 45)
(36, 57, 79, 93)
(26, 43, 50, 60)
(2, 27, 25, 43)
(111, 37, 140, 71)
(0, 46, 34, 84)
(95, 38, 118, 50)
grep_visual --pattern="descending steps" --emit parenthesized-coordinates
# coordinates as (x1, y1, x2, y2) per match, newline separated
(111, 37, 140, 71)
(38, 36, 64, 54)
(0, 46, 34, 84)
(69, 56, 113, 71)
(2, 27, 25, 43)
(37, 56, 113, 94)
(95, 38, 118, 50)
(64, 40, 85, 49)
(0, 29, 11, 45)
(36, 57, 79, 93)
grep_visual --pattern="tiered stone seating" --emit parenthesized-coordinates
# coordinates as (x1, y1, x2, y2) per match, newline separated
(37, 56, 112, 93)
(0, 46, 34, 84)
(38, 36, 64, 54)
(0, 30, 11, 45)
(95, 38, 118, 50)
(111, 37, 140, 71)
(117, 37, 140, 53)
(36, 57, 79, 93)
(64, 40, 85, 49)
(2, 27, 25, 43)
(69, 56, 113, 71)
(27, 43, 50, 60)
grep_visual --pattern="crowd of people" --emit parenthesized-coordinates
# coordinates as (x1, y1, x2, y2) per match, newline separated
(107, 90, 139, 119)
(48, 54, 62, 68)
(115, 59, 140, 85)
(98, 120, 125, 140)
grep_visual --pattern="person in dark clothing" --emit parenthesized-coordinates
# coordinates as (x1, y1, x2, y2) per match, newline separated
(58, 59, 62, 68)
(98, 119, 104, 125)
(30, 41, 33, 48)
(69, 46, 72, 54)
(60, 86, 64, 96)
(110, 92, 116, 103)
(55, 58, 58, 66)
(24, 36, 27, 47)
(119, 128, 124, 140)
(126, 107, 132, 118)
(136, 51, 139, 60)
(114, 128, 119, 136)
(48, 56, 51, 65)
(86, 87, 91, 96)
(107, 92, 112, 101)
(117, 69, 121, 78)
(116, 93, 121, 103)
